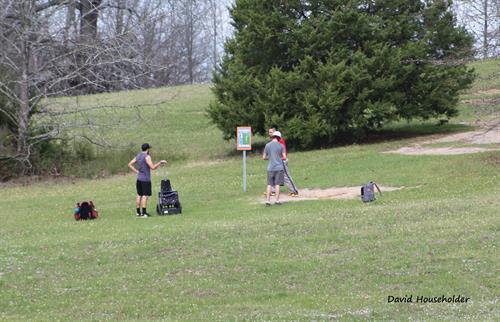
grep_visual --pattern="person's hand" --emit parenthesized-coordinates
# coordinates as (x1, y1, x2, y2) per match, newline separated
(160, 160, 167, 165)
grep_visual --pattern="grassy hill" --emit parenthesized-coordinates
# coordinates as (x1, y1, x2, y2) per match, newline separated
(0, 59, 498, 320)
(48, 83, 236, 177)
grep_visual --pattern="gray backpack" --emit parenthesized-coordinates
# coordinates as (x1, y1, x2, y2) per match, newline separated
(361, 182, 382, 202)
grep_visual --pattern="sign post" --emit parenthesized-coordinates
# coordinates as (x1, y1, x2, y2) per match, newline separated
(236, 127, 252, 192)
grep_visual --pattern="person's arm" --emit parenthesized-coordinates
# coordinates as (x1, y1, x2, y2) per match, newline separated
(146, 155, 167, 170)
(280, 144, 287, 162)
(280, 138, 288, 157)
(263, 146, 268, 160)
(128, 157, 139, 174)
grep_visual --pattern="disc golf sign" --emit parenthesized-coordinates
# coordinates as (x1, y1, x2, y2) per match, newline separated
(236, 126, 252, 192)
(236, 126, 252, 150)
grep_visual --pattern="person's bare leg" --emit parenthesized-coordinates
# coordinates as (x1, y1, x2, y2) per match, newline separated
(141, 196, 148, 209)
(275, 185, 281, 203)
(266, 185, 272, 203)
(136, 195, 141, 208)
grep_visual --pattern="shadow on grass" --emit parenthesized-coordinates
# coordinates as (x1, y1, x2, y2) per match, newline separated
(224, 122, 475, 156)
(364, 122, 474, 145)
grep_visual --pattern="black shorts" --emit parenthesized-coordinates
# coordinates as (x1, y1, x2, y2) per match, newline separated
(136, 180, 152, 196)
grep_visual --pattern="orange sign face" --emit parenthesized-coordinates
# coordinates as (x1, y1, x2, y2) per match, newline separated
(236, 127, 252, 150)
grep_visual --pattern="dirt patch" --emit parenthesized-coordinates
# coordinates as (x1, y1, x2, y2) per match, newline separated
(429, 119, 500, 145)
(385, 118, 500, 155)
(385, 146, 498, 155)
(461, 98, 500, 106)
(477, 88, 500, 95)
(260, 186, 404, 203)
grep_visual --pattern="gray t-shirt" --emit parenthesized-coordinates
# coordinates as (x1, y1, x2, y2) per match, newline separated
(264, 140, 284, 172)
(136, 152, 151, 182)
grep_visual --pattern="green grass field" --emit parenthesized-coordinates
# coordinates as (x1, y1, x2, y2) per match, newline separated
(0, 59, 498, 320)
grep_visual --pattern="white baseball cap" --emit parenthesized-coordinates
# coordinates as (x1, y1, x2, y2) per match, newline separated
(273, 131, 281, 137)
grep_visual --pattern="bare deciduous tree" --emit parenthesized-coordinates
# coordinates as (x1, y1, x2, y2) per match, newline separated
(0, 0, 231, 174)
(454, 0, 499, 58)
(0, 0, 160, 169)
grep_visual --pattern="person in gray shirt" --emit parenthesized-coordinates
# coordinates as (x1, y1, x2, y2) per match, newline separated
(263, 131, 287, 205)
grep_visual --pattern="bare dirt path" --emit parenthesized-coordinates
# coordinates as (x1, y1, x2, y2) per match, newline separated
(385, 117, 500, 155)
(260, 186, 404, 203)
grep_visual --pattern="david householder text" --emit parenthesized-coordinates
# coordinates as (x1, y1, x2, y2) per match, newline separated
(388, 295, 470, 303)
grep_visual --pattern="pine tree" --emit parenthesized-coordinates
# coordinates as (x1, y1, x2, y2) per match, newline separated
(208, 0, 475, 148)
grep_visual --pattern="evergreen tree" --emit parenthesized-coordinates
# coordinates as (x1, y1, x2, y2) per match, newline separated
(208, 0, 475, 148)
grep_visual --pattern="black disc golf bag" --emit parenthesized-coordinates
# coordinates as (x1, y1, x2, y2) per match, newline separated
(161, 179, 172, 192)
(157, 178, 182, 215)
(160, 191, 179, 205)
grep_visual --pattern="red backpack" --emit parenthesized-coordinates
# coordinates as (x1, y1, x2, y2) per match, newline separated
(74, 201, 98, 220)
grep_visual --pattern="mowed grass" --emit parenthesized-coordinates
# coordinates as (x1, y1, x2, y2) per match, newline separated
(466, 58, 500, 93)
(0, 59, 499, 320)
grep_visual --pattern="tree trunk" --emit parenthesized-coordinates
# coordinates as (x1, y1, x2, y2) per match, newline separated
(64, 0, 76, 45)
(187, 0, 194, 84)
(80, 0, 101, 42)
(17, 41, 31, 159)
(124, 0, 140, 34)
(211, 0, 218, 68)
(483, 0, 488, 58)
(116, 0, 124, 35)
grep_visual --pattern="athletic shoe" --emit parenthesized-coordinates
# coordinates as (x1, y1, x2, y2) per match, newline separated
(275, 201, 282, 205)
(265, 201, 271, 206)
(136, 212, 142, 217)
(290, 192, 299, 197)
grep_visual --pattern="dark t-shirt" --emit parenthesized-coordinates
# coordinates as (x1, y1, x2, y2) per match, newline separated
(136, 152, 151, 182)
